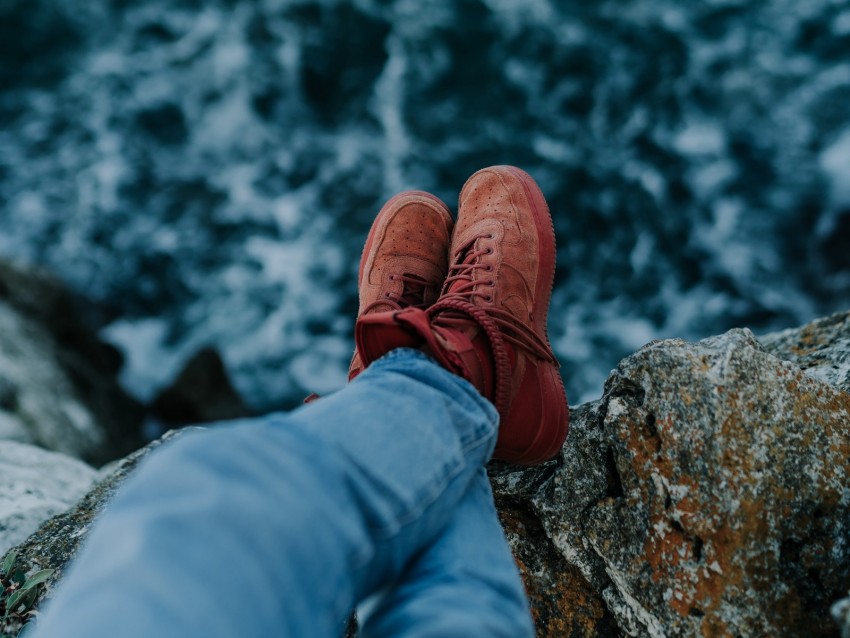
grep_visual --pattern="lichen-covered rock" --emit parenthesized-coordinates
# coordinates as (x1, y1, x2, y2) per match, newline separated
(0, 259, 144, 464)
(493, 449, 619, 636)
(592, 329, 848, 635)
(493, 314, 850, 637)
(491, 398, 621, 636)
(0, 442, 97, 555)
(760, 311, 850, 394)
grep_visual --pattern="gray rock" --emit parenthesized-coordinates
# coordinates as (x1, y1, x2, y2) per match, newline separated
(760, 310, 850, 394)
(0, 442, 97, 556)
(0, 430, 184, 636)
(0, 302, 104, 458)
(0, 259, 144, 464)
(833, 595, 850, 638)
(151, 346, 253, 429)
(493, 316, 850, 637)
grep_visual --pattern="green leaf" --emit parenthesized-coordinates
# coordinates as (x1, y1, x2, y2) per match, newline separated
(5, 586, 37, 617)
(10, 571, 25, 587)
(5, 589, 26, 615)
(1, 552, 16, 577)
(19, 570, 52, 592)
(18, 588, 37, 611)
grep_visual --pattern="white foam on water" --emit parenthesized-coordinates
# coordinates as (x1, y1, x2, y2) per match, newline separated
(101, 318, 182, 403)
(673, 121, 727, 157)
(820, 126, 850, 209)
(373, 33, 410, 195)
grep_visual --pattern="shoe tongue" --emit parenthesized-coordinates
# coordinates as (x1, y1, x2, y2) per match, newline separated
(445, 241, 479, 296)
(364, 273, 430, 315)
(398, 273, 428, 306)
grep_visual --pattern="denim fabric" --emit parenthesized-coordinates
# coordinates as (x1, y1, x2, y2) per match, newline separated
(32, 349, 534, 638)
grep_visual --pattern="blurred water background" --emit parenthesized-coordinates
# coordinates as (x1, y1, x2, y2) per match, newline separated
(2, 0, 849, 414)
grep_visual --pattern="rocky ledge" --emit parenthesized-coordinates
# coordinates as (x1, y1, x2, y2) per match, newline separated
(494, 312, 850, 637)
(0, 259, 848, 637)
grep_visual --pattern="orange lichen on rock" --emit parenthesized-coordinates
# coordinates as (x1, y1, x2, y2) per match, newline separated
(596, 328, 850, 636)
(495, 498, 615, 637)
(490, 315, 850, 638)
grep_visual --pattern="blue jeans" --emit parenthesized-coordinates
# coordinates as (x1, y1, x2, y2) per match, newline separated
(33, 349, 534, 637)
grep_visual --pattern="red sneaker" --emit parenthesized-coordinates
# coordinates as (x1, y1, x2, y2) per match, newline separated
(348, 191, 453, 380)
(356, 166, 569, 464)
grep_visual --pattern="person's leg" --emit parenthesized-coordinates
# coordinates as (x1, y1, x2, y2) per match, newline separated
(358, 467, 535, 638)
(31, 349, 499, 638)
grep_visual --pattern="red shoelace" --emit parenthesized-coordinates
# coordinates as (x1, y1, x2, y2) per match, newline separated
(362, 273, 434, 314)
(427, 234, 559, 415)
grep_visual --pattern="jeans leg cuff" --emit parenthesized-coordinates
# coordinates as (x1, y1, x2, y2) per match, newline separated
(362, 348, 499, 434)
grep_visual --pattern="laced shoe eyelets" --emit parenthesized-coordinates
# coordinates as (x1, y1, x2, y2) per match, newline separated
(361, 166, 568, 465)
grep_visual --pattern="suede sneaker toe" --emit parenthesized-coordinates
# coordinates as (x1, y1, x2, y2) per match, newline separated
(348, 191, 453, 380)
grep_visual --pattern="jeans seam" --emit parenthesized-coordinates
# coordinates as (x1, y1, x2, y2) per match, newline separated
(366, 426, 495, 541)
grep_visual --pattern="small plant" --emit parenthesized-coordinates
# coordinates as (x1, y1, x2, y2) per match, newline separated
(0, 551, 53, 637)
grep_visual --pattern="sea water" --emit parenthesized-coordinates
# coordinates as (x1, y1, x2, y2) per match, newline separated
(1, 0, 849, 411)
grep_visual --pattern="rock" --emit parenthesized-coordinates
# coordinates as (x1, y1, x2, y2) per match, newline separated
(833, 595, 850, 638)
(0, 430, 184, 637)
(20, 428, 183, 575)
(493, 443, 620, 636)
(760, 311, 850, 394)
(151, 346, 252, 428)
(0, 259, 144, 464)
(492, 314, 850, 637)
(0, 442, 97, 555)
